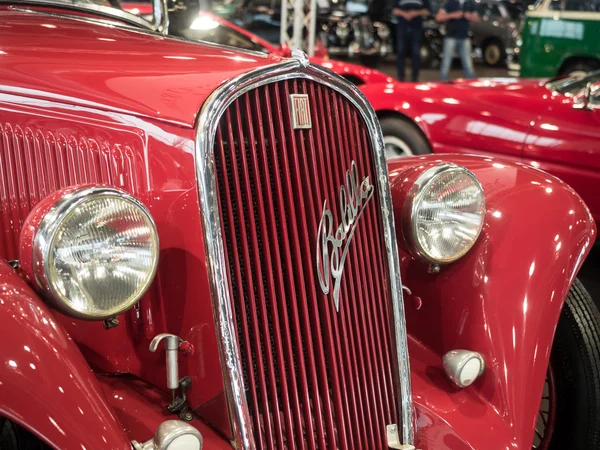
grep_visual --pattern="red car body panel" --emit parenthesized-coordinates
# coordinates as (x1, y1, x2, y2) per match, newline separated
(0, 260, 132, 449)
(360, 78, 600, 223)
(390, 155, 595, 449)
(0, 8, 277, 127)
(0, 8, 596, 450)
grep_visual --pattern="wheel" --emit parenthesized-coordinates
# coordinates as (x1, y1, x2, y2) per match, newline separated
(533, 279, 600, 450)
(560, 60, 600, 78)
(483, 40, 504, 66)
(0, 419, 47, 449)
(359, 54, 381, 68)
(379, 116, 432, 159)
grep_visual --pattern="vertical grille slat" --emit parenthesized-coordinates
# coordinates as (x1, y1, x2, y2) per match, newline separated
(212, 79, 402, 450)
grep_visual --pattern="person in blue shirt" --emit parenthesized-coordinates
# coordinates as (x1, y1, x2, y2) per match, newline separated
(392, 0, 430, 81)
(435, 0, 479, 81)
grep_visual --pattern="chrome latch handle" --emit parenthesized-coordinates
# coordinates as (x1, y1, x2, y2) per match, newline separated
(149, 333, 183, 390)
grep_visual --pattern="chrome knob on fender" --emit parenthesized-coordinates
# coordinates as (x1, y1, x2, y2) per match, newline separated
(132, 420, 202, 450)
(442, 350, 486, 388)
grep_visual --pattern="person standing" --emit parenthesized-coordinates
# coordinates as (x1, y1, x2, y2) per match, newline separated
(392, 0, 430, 82)
(435, 0, 479, 81)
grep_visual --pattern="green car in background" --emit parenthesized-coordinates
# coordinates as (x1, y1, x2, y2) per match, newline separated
(512, 0, 600, 77)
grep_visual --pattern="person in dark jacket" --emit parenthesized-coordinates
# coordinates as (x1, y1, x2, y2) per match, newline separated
(435, 0, 479, 80)
(392, 0, 430, 81)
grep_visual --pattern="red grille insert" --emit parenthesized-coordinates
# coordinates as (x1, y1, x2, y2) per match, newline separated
(213, 79, 398, 450)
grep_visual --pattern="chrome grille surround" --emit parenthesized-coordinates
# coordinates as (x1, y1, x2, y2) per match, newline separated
(194, 56, 413, 449)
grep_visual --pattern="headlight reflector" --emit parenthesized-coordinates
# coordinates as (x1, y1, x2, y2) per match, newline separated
(404, 164, 485, 263)
(30, 187, 159, 320)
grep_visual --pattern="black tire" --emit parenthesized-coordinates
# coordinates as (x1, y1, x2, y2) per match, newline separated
(0, 420, 47, 450)
(379, 116, 431, 159)
(359, 54, 381, 68)
(544, 279, 600, 450)
(560, 60, 600, 77)
(483, 39, 504, 66)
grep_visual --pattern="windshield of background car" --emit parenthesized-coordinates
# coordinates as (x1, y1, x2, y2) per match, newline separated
(546, 71, 600, 95)
(178, 17, 270, 52)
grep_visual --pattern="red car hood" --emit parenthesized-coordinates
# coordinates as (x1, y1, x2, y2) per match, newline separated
(437, 77, 549, 96)
(0, 8, 279, 127)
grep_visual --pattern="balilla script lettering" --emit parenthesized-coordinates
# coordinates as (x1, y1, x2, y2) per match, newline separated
(316, 161, 374, 311)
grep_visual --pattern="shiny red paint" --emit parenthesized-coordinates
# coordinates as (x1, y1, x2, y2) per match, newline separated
(360, 78, 600, 223)
(390, 154, 595, 450)
(0, 6, 597, 450)
(0, 260, 132, 449)
(0, 7, 277, 127)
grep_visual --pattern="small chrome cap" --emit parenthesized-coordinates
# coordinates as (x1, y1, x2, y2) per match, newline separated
(132, 420, 202, 450)
(442, 349, 485, 388)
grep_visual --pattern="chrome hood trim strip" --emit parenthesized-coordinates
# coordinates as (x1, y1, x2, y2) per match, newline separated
(194, 56, 413, 448)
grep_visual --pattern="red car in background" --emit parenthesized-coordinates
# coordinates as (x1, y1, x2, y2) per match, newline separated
(363, 74, 600, 223)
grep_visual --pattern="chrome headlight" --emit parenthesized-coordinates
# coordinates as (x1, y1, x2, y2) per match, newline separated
(27, 186, 159, 320)
(336, 21, 350, 40)
(375, 22, 390, 39)
(403, 164, 485, 263)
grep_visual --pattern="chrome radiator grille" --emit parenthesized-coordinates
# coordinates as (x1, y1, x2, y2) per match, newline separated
(196, 60, 412, 450)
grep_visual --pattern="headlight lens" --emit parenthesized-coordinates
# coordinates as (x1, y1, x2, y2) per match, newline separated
(404, 164, 485, 263)
(32, 187, 159, 319)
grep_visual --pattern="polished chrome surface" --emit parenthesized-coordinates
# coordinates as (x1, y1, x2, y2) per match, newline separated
(31, 186, 159, 320)
(386, 424, 415, 450)
(149, 334, 184, 391)
(152, 0, 168, 35)
(442, 349, 486, 388)
(316, 160, 374, 312)
(132, 420, 203, 450)
(5, 0, 156, 30)
(195, 57, 414, 447)
(403, 163, 485, 264)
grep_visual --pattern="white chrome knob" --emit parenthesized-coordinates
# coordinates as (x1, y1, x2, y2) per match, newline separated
(132, 420, 202, 450)
(442, 349, 485, 388)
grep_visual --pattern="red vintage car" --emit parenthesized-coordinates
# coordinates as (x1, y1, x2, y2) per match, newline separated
(0, 2, 599, 450)
(360, 75, 600, 225)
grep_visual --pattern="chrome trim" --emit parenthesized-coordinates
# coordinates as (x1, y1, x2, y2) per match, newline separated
(132, 420, 203, 450)
(5, 0, 156, 31)
(31, 186, 159, 320)
(442, 349, 486, 388)
(152, 0, 169, 35)
(194, 57, 414, 447)
(402, 164, 485, 264)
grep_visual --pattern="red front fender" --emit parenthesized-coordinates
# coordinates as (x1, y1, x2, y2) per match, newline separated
(389, 155, 596, 449)
(0, 261, 131, 449)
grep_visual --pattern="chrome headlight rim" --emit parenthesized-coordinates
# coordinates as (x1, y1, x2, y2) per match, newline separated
(32, 186, 159, 320)
(403, 163, 485, 264)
